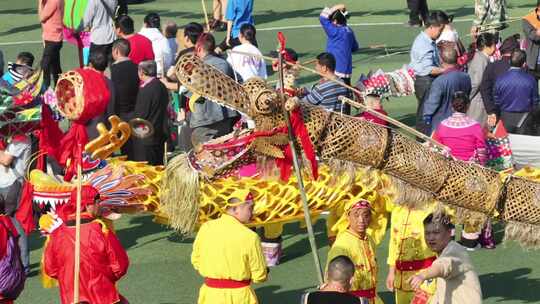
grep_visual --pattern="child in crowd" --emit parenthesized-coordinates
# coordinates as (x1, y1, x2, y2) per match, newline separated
(319, 3, 359, 86)
(227, 23, 267, 82)
(2, 52, 34, 85)
(356, 95, 389, 126)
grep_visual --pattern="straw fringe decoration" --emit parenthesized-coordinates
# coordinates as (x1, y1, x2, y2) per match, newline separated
(504, 221, 540, 250)
(160, 153, 200, 235)
(384, 174, 434, 207)
(454, 206, 488, 233)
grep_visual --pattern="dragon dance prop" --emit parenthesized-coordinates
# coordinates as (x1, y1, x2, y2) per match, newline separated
(29, 65, 163, 218)
(158, 53, 540, 249)
(31, 157, 163, 219)
(0, 70, 44, 139)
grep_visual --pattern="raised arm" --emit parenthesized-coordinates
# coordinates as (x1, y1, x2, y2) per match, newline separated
(320, 5, 344, 38)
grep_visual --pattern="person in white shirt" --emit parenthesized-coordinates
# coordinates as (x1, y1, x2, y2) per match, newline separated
(409, 211, 482, 304)
(0, 136, 31, 274)
(434, 11, 459, 44)
(139, 13, 173, 77)
(226, 23, 267, 82)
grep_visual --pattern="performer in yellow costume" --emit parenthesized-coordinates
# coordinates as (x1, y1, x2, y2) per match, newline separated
(327, 199, 384, 304)
(191, 189, 268, 304)
(385, 202, 439, 304)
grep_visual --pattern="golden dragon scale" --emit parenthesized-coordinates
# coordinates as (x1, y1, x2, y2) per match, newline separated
(160, 54, 540, 249)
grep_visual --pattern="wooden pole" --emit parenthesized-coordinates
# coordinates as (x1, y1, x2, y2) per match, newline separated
(339, 96, 445, 148)
(164, 142, 168, 166)
(73, 144, 83, 303)
(201, 0, 211, 32)
(227, 49, 445, 148)
(277, 48, 324, 285)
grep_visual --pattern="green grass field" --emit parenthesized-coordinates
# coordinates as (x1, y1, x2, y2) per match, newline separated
(2, 0, 540, 303)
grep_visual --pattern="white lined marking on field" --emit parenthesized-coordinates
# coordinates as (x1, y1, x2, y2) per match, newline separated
(0, 17, 480, 46)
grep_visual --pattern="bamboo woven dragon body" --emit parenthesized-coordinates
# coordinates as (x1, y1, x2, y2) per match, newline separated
(161, 53, 540, 248)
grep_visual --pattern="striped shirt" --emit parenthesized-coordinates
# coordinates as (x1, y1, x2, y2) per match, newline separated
(304, 79, 349, 111)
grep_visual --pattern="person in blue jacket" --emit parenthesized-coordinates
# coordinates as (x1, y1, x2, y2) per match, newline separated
(319, 3, 359, 87)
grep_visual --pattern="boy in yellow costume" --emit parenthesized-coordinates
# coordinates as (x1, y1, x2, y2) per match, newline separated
(385, 202, 438, 304)
(327, 199, 384, 304)
(191, 189, 268, 304)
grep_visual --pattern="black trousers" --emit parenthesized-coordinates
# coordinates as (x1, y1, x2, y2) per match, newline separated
(414, 75, 433, 135)
(340, 76, 352, 115)
(41, 41, 63, 88)
(501, 111, 537, 136)
(89, 42, 113, 66)
(407, 0, 429, 24)
(130, 142, 165, 166)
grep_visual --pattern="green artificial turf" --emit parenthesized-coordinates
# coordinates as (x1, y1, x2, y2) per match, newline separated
(1, 0, 540, 303)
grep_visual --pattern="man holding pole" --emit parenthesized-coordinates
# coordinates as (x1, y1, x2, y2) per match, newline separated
(191, 188, 268, 304)
(43, 186, 129, 304)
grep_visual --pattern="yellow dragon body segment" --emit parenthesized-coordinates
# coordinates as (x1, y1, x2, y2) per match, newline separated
(161, 53, 540, 249)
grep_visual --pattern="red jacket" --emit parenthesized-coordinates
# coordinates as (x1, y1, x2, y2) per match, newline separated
(44, 216, 129, 304)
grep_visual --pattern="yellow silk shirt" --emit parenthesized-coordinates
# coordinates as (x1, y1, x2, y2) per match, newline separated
(327, 230, 384, 304)
(191, 214, 268, 304)
(387, 203, 439, 304)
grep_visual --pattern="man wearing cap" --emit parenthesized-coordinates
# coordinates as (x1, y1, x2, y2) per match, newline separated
(480, 34, 520, 127)
(326, 199, 381, 304)
(43, 185, 130, 304)
(191, 189, 267, 304)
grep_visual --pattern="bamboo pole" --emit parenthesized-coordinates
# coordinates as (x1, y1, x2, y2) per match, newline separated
(73, 144, 83, 303)
(227, 49, 445, 148)
(164, 142, 168, 166)
(201, 0, 211, 32)
(277, 47, 324, 285)
(339, 96, 445, 148)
